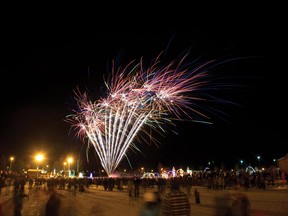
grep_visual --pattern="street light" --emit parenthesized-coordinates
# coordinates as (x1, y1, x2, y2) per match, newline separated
(9, 157, 14, 173)
(67, 157, 73, 177)
(63, 162, 67, 176)
(35, 154, 44, 169)
(35, 153, 44, 178)
(257, 155, 261, 169)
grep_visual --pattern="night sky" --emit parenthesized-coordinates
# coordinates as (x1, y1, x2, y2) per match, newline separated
(0, 31, 286, 172)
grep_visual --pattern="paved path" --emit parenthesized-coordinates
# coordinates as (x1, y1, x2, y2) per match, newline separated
(1, 184, 288, 215)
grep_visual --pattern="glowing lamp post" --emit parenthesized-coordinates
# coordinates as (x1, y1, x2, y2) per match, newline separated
(68, 157, 73, 177)
(63, 162, 67, 176)
(257, 156, 261, 166)
(9, 157, 14, 173)
(35, 153, 44, 178)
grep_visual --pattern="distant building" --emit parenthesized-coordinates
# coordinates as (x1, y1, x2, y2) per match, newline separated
(27, 169, 41, 178)
(277, 153, 288, 172)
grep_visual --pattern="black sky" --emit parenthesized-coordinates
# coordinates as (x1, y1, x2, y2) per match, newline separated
(0, 30, 286, 172)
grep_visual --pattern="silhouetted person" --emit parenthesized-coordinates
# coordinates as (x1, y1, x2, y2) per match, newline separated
(194, 188, 200, 204)
(134, 177, 141, 197)
(45, 189, 61, 216)
(127, 178, 134, 197)
(162, 179, 190, 216)
(225, 192, 250, 216)
(13, 192, 27, 216)
(0, 197, 3, 216)
(13, 175, 28, 216)
(139, 191, 161, 216)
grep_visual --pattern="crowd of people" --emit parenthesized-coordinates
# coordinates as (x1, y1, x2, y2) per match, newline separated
(0, 168, 287, 216)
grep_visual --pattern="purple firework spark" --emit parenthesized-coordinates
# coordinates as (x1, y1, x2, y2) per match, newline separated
(66, 51, 219, 176)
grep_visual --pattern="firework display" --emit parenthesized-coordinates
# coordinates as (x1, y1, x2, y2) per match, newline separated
(67, 52, 216, 176)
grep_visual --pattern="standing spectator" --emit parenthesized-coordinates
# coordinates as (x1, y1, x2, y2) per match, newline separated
(127, 178, 134, 198)
(225, 192, 250, 216)
(13, 175, 28, 216)
(134, 177, 141, 198)
(162, 179, 190, 216)
(138, 191, 161, 216)
(0, 177, 4, 195)
(0, 197, 3, 216)
(185, 176, 193, 195)
(282, 170, 286, 185)
(194, 188, 200, 204)
(13, 191, 27, 216)
(45, 187, 62, 216)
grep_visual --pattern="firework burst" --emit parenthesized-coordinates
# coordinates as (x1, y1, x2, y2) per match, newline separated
(66, 51, 223, 176)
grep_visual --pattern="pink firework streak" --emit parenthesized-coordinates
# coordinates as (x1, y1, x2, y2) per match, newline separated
(66, 52, 218, 176)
